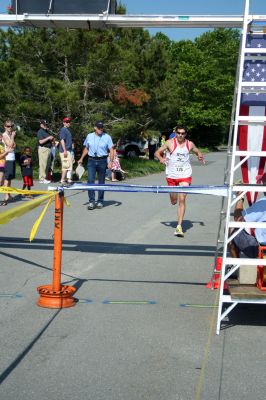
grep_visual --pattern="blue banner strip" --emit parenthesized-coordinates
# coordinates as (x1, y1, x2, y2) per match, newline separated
(57, 183, 228, 197)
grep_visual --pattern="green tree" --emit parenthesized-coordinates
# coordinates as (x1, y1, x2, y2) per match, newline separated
(165, 29, 239, 145)
(0, 25, 239, 150)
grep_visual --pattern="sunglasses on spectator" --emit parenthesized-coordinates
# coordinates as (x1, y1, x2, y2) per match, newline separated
(177, 131, 186, 135)
(5, 125, 13, 128)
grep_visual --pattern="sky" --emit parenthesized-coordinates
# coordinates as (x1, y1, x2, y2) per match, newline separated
(123, 0, 265, 40)
(0, 0, 265, 41)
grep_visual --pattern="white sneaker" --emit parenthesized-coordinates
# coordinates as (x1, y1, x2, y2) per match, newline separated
(174, 225, 184, 237)
(87, 202, 95, 210)
(39, 179, 51, 184)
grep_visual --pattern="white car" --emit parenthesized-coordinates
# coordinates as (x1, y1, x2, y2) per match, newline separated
(116, 139, 147, 158)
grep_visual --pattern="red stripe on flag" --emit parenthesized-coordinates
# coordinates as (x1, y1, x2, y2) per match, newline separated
(239, 105, 251, 204)
(238, 105, 266, 205)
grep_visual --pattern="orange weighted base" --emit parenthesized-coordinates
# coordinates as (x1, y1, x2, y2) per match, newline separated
(37, 284, 76, 308)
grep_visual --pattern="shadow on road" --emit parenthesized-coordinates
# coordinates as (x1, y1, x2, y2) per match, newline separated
(0, 236, 215, 257)
(221, 303, 266, 331)
(63, 277, 207, 292)
(0, 310, 61, 385)
(83, 200, 122, 207)
(161, 219, 205, 232)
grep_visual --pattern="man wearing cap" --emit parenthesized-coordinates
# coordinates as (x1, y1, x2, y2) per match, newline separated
(78, 121, 114, 210)
(37, 120, 54, 184)
(59, 117, 73, 184)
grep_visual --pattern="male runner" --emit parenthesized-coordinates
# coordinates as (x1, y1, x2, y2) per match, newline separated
(155, 125, 205, 237)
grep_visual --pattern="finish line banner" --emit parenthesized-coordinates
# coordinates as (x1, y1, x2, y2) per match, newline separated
(0, 184, 227, 241)
(53, 183, 228, 197)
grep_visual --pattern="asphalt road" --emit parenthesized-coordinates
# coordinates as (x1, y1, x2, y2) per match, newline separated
(0, 151, 265, 400)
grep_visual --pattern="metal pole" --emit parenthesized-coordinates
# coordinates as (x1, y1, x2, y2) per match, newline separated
(52, 192, 64, 292)
(37, 191, 76, 308)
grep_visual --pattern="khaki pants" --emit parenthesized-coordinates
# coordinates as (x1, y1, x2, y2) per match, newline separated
(38, 146, 51, 181)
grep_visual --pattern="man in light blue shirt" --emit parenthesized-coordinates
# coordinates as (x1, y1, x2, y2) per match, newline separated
(231, 194, 266, 259)
(78, 121, 114, 210)
(243, 198, 266, 245)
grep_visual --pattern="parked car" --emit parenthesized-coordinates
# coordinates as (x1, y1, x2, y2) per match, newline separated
(116, 139, 147, 158)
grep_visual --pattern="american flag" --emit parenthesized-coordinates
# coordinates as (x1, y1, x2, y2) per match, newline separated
(238, 34, 266, 204)
(242, 34, 266, 105)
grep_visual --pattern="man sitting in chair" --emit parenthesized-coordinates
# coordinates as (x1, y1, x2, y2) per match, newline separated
(229, 175, 266, 258)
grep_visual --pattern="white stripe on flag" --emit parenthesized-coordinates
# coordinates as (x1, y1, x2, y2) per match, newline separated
(247, 106, 265, 202)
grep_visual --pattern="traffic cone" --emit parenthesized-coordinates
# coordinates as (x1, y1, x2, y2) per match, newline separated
(213, 257, 229, 290)
(206, 257, 222, 289)
(205, 278, 213, 289)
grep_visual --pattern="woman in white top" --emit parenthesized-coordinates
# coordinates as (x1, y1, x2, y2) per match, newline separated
(155, 125, 204, 237)
(2, 120, 16, 202)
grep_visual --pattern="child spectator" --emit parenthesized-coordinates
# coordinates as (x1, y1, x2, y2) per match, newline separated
(20, 146, 33, 196)
(110, 144, 126, 181)
(160, 134, 166, 146)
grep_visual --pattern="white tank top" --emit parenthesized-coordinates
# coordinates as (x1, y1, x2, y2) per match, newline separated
(3, 132, 15, 161)
(165, 138, 192, 179)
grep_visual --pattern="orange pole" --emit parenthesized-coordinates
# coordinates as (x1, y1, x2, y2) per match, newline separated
(37, 190, 76, 308)
(52, 192, 64, 292)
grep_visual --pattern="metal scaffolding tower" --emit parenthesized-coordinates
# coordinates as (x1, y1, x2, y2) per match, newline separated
(216, 0, 266, 334)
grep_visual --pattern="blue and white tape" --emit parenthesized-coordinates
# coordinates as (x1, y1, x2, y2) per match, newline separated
(52, 183, 228, 197)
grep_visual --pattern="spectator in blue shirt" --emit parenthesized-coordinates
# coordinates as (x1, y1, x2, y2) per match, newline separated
(78, 121, 114, 210)
(169, 127, 176, 139)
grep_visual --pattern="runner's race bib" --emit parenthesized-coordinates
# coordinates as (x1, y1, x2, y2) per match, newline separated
(176, 167, 184, 173)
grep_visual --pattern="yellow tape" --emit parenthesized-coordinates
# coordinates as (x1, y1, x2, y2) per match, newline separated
(29, 196, 55, 242)
(0, 186, 70, 241)
(64, 197, 71, 207)
(0, 187, 52, 196)
(30, 196, 70, 241)
(0, 192, 56, 224)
